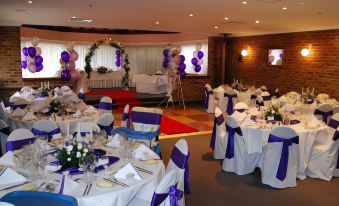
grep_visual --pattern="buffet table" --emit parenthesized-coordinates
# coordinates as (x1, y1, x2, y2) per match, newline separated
(89, 71, 135, 89)
(132, 74, 168, 94)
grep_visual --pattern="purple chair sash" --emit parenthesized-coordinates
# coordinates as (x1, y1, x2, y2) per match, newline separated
(31, 127, 61, 141)
(224, 93, 237, 115)
(131, 111, 162, 125)
(268, 134, 299, 181)
(204, 88, 213, 109)
(235, 109, 246, 113)
(225, 125, 242, 159)
(328, 119, 338, 129)
(150, 185, 183, 206)
(78, 93, 85, 100)
(122, 112, 130, 128)
(314, 109, 333, 123)
(10, 104, 28, 110)
(210, 114, 224, 150)
(250, 94, 257, 99)
(256, 100, 264, 109)
(6, 137, 36, 151)
(171, 146, 190, 194)
(98, 122, 114, 136)
(98, 102, 112, 110)
(262, 95, 271, 101)
(0, 127, 11, 136)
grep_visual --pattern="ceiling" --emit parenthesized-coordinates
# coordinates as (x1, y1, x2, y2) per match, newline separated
(1, 0, 339, 36)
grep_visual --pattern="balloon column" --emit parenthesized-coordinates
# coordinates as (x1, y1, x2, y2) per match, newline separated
(162, 48, 171, 68)
(191, 44, 204, 73)
(60, 42, 80, 81)
(115, 50, 122, 68)
(21, 37, 44, 73)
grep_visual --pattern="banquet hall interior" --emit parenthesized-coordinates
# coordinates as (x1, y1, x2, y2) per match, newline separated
(0, 0, 339, 206)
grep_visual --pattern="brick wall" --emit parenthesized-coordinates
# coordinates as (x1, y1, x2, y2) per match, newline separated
(226, 29, 339, 100)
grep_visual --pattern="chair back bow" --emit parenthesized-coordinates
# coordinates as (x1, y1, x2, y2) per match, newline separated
(98, 122, 114, 136)
(224, 93, 237, 115)
(268, 134, 299, 181)
(151, 185, 183, 206)
(204, 88, 213, 109)
(250, 94, 257, 100)
(31, 127, 61, 142)
(225, 125, 242, 159)
(210, 114, 224, 150)
(262, 95, 271, 101)
(6, 137, 35, 151)
(329, 119, 338, 130)
(170, 146, 191, 194)
(98, 102, 112, 110)
(314, 109, 333, 123)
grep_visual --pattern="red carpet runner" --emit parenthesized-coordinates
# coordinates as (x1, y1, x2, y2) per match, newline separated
(86, 90, 142, 109)
(160, 115, 199, 135)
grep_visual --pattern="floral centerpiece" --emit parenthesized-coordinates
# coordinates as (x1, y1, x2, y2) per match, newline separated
(96, 66, 108, 74)
(231, 80, 245, 91)
(300, 92, 315, 104)
(57, 140, 91, 169)
(40, 87, 52, 97)
(48, 99, 62, 113)
(265, 106, 283, 121)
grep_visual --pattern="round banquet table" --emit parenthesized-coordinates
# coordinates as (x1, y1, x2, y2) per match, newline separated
(6, 112, 99, 135)
(0, 145, 165, 206)
(241, 119, 330, 180)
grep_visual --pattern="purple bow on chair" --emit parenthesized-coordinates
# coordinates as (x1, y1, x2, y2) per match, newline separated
(78, 93, 85, 100)
(224, 93, 237, 115)
(98, 102, 112, 110)
(150, 185, 183, 206)
(31, 127, 61, 141)
(10, 104, 28, 110)
(98, 122, 114, 136)
(6, 137, 36, 151)
(170, 146, 191, 194)
(122, 112, 130, 128)
(262, 95, 271, 101)
(210, 114, 225, 150)
(314, 109, 333, 123)
(204, 88, 213, 109)
(0, 127, 11, 136)
(268, 134, 299, 181)
(250, 94, 257, 100)
(328, 119, 338, 130)
(225, 125, 243, 159)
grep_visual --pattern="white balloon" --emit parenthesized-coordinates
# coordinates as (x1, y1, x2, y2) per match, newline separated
(193, 51, 198, 58)
(198, 59, 204, 65)
(195, 44, 202, 51)
(26, 56, 35, 63)
(66, 42, 74, 52)
(31, 37, 39, 47)
(35, 47, 42, 56)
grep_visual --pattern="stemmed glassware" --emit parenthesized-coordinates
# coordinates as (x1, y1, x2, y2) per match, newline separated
(79, 153, 97, 184)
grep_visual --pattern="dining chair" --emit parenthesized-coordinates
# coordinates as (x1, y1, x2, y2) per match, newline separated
(222, 116, 261, 175)
(98, 96, 113, 115)
(210, 107, 226, 159)
(10, 98, 30, 110)
(0, 100, 7, 121)
(234, 102, 249, 113)
(121, 104, 130, 128)
(0, 191, 78, 206)
(96, 113, 114, 137)
(204, 84, 217, 114)
(259, 85, 267, 91)
(255, 95, 265, 110)
(261, 126, 299, 188)
(306, 113, 339, 181)
(32, 120, 61, 141)
(261, 91, 272, 106)
(60, 86, 72, 94)
(0, 119, 10, 155)
(220, 88, 237, 115)
(6, 129, 35, 152)
(20, 86, 32, 93)
(248, 89, 262, 108)
(314, 103, 333, 124)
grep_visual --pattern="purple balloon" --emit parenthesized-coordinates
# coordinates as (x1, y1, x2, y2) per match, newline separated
(162, 62, 168, 68)
(179, 55, 185, 63)
(163, 49, 169, 57)
(36, 64, 43, 72)
(34, 55, 43, 65)
(194, 65, 201, 73)
(28, 47, 36, 58)
(279, 53, 283, 58)
(61, 70, 71, 81)
(164, 58, 169, 64)
(61, 51, 70, 62)
(116, 61, 121, 67)
(116, 50, 121, 56)
(180, 71, 186, 79)
(22, 47, 28, 56)
(21, 61, 27, 69)
(191, 58, 198, 66)
(198, 51, 204, 59)
(179, 63, 186, 72)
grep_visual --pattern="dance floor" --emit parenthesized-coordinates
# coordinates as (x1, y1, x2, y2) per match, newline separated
(160, 133, 339, 206)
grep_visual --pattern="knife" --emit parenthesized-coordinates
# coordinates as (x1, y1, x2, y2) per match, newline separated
(0, 167, 8, 176)
(83, 184, 89, 197)
(86, 184, 92, 196)
(0, 180, 32, 192)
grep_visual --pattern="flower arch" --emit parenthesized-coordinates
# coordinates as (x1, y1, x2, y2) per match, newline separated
(84, 38, 130, 88)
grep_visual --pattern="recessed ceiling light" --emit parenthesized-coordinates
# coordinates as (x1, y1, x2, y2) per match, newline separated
(189, 14, 194, 17)
(87, 4, 93, 8)
(214, 26, 218, 29)
(84, 19, 93, 23)
(255, 20, 260, 24)
(282, 7, 287, 10)
(155, 21, 160, 25)
(71, 16, 77, 19)
(224, 17, 229, 20)
(28, 1, 33, 4)
(242, 1, 247, 5)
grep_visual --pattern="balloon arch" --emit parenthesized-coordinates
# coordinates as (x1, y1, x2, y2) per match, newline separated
(84, 38, 130, 88)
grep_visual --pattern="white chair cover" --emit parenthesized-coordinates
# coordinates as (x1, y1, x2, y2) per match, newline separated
(256, 95, 265, 110)
(306, 113, 339, 180)
(6, 129, 35, 152)
(222, 116, 261, 175)
(10, 98, 30, 110)
(260, 127, 299, 188)
(96, 113, 114, 136)
(211, 107, 226, 159)
(59, 86, 72, 94)
(0, 100, 7, 121)
(204, 84, 217, 114)
(76, 122, 93, 139)
(21, 86, 32, 93)
(166, 139, 189, 205)
(98, 96, 112, 115)
(121, 104, 130, 128)
(234, 102, 249, 113)
(248, 90, 262, 107)
(333, 106, 339, 115)
(261, 91, 272, 106)
(314, 103, 333, 124)
(61, 93, 81, 105)
(260, 86, 267, 91)
(128, 170, 180, 206)
(32, 120, 61, 140)
(219, 88, 237, 115)
(0, 120, 10, 155)
(132, 107, 162, 132)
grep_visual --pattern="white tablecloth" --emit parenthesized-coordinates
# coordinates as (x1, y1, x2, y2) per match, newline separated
(0, 146, 165, 206)
(132, 74, 168, 94)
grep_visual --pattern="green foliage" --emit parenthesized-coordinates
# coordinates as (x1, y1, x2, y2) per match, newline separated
(265, 106, 283, 121)
(96, 66, 108, 74)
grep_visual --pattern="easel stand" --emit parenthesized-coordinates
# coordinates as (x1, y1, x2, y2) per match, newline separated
(159, 72, 185, 110)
